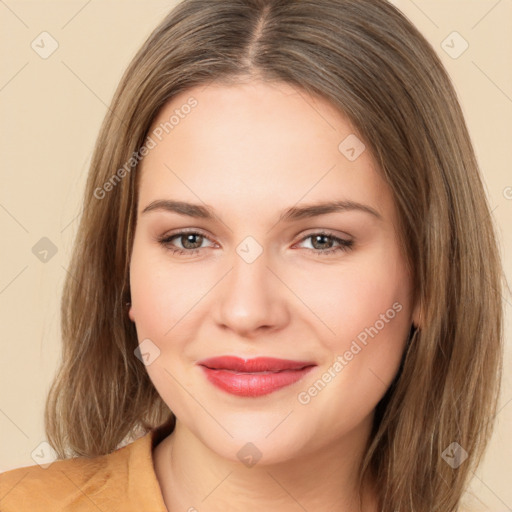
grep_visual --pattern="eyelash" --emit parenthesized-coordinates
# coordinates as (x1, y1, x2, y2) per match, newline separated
(157, 229, 354, 257)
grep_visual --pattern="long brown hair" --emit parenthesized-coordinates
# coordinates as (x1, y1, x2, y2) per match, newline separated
(44, 1, 504, 510)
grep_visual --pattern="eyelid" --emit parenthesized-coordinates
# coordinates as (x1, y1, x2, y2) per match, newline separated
(157, 227, 355, 261)
(158, 227, 217, 247)
(293, 227, 353, 242)
(160, 227, 211, 238)
(158, 227, 352, 245)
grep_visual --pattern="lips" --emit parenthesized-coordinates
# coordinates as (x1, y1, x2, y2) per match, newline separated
(198, 356, 315, 372)
(197, 356, 317, 397)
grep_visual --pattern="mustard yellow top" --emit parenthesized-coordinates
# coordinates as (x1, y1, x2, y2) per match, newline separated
(0, 421, 173, 511)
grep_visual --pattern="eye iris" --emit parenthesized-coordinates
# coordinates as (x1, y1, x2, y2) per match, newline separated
(311, 234, 333, 250)
(181, 233, 203, 249)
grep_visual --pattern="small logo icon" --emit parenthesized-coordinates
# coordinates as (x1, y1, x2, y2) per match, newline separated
(32, 237, 58, 262)
(237, 442, 262, 468)
(31, 441, 58, 469)
(441, 442, 468, 468)
(236, 236, 263, 264)
(338, 134, 366, 162)
(134, 338, 161, 365)
(441, 31, 469, 59)
(31, 32, 59, 59)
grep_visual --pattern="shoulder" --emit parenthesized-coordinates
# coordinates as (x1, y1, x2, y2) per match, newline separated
(0, 430, 165, 512)
(0, 452, 112, 510)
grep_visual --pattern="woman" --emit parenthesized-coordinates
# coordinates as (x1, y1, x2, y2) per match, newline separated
(0, 0, 504, 511)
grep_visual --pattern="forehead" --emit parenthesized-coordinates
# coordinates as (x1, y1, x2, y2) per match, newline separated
(137, 80, 394, 224)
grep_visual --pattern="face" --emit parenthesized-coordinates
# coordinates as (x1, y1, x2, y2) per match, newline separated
(128, 79, 419, 464)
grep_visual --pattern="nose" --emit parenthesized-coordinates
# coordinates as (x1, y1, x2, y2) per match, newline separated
(213, 246, 290, 338)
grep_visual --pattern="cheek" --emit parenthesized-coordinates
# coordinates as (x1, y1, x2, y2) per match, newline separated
(342, 263, 409, 342)
(130, 271, 169, 336)
(129, 243, 204, 335)
(294, 244, 412, 352)
(328, 248, 412, 394)
(129, 245, 198, 409)
(295, 251, 412, 431)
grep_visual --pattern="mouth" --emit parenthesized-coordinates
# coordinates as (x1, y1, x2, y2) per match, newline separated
(197, 356, 317, 397)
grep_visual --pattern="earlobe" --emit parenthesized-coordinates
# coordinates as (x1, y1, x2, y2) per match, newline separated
(127, 303, 135, 323)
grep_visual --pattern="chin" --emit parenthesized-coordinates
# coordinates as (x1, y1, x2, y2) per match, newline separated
(192, 420, 312, 467)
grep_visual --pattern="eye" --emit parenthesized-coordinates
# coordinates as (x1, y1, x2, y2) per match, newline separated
(158, 229, 215, 256)
(157, 229, 354, 257)
(294, 231, 354, 256)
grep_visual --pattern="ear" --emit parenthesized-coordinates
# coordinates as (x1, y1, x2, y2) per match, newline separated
(128, 304, 135, 323)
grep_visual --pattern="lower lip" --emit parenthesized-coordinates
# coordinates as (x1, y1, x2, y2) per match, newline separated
(199, 366, 316, 397)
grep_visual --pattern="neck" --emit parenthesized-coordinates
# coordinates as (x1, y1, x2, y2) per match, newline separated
(153, 415, 379, 512)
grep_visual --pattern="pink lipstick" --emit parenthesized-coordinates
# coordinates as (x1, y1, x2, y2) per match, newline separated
(197, 356, 316, 397)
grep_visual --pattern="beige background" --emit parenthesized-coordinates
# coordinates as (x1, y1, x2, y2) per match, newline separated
(0, 1, 510, 510)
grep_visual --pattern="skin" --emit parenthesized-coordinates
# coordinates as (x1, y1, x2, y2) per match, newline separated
(128, 79, 421, 512)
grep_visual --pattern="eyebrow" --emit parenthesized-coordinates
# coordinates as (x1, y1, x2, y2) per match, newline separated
(141, 199, 382, 222)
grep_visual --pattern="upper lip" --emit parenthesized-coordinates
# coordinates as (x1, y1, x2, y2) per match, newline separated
(197, 356, 316, 372)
